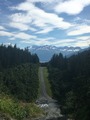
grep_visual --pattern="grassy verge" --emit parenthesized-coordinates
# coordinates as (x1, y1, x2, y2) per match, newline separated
(43, 67, 52, 97)
(38, 67, 41, 98)
(0, 94, 44, 120)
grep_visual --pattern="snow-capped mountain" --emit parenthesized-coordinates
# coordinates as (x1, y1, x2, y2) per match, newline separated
(29, 45, 82, 62)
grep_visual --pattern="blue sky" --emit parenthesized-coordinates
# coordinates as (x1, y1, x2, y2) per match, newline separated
(0, 0, 90, 48)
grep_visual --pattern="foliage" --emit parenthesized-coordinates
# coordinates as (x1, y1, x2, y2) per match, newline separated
(0, 44, 41, 119)
(48, 49, 90, 120)
(0, 44, 39, 102)
(0, 44, 39, 71)
(0, 94, 44, 120)
(0, 64, 39, 102)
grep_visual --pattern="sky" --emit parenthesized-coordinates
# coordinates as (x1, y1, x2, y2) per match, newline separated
(0, 0, 90, 48)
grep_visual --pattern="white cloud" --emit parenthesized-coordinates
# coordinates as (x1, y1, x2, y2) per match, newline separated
(0, 26, 6, 30)
(77, 36, 90, 46)
(36, 37, 55, 42)
(0, 31, 13, 37)
(21, 37, 76, 46)
(55, 0, 90, 15)
(49, 39, 76, 46)
(67, 25, 90, 36)
(21, 39, 44, 45)
(18, 34, 90, 47)
(73, 17, 90, 25)
(9, 22, 30, 31)
(10, 13, 37, 31)
(0, 30, 37, 40)
(77, 36, 90, 40)
(21, 37, 55, 45)
(27, 0, 56, 3)
(27, 0, 62, 11)
(74, 41, 89, 47)
(11, 1, 72, 34)
(15, 32, 37, 40)
(10, 13, 32, 24)
(1, 0, 89, 48)
(49, 38, 89, 47)
(27, 0, 61, 8)
(36, 27, 53, 34)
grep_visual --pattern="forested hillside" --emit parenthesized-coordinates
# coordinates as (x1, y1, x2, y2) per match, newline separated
(48, 49, 90, 120)
(0, 44, 39, 101)
(0, 44, 39, 70)
(0, 45, 41, 119)
(0, 64, 39, 102)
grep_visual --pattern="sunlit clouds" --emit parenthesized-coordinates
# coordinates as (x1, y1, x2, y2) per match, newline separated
(0, 0, 90, 48)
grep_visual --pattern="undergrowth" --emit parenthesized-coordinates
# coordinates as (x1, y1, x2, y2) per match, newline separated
(0, 94, 44, 120)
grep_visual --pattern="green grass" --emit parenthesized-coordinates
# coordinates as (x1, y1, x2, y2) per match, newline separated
(43, 67, 52, 97)
(0, 94, 44, 120)
(38, 67, 41, 98)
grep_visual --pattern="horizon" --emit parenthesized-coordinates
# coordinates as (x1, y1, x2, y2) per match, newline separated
(0, 0, 90, 48)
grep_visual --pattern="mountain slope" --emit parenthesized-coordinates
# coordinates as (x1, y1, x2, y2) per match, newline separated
(29, 45, 82, 62)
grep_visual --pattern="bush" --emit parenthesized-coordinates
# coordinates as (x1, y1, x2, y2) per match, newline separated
(0, 95, 44, 120)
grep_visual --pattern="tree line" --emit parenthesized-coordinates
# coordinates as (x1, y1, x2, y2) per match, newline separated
(0, 44, 39, 102)
(48, 49, 90, 120)
(0, 44, 39, 71)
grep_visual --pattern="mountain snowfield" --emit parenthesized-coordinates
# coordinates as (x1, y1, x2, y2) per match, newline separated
(29, 45, 82, 62)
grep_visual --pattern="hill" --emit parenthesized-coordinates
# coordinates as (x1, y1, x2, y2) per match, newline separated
(48, 48, 90, 120)
(29, 45, 82, 62)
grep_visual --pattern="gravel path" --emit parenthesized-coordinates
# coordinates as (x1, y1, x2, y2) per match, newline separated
(36, 67, 67, 120)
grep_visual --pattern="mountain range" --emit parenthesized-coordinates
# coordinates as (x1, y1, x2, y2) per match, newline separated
(29, 45, 82, 62)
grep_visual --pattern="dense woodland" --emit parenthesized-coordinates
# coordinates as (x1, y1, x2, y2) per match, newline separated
(0, 44, 39, 70)
(0, 44, 90, 120)
(0, 44, 39, 102)
(48, 48, 90, 120)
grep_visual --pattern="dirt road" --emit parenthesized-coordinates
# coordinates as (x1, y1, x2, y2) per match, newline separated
(39, 67, 50, 99)
(36, 67, 67, 120)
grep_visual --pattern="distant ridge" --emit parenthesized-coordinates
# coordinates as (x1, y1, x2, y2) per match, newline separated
(29, 45, 82, 62)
